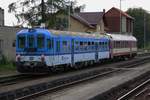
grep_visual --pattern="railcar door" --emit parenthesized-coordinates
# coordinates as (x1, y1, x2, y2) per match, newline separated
(71, 39, 74, 66)
(95, 42, 98, 62)
(47, 38, 54, 66)
(54, 38, 61, 66)
(110, 40, 113, 59)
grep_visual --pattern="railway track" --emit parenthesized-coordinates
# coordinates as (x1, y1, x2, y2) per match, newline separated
(14, 57, 150, 100)
(117, 56, 150, 68)
(117, 79, 150, 100)
(0, 74, 49, 87)
(0, 54, 150, 100)
(16, 69, 119, 100)
(0, 74, 30, 86)
(0, 53, 149, 87)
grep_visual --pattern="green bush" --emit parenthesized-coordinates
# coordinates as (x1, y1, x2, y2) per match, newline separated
(0, 55, 16, 71)
(0, 55, 8, 65)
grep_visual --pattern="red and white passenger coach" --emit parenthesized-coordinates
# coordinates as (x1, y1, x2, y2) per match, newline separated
(108, 34, 137, 59)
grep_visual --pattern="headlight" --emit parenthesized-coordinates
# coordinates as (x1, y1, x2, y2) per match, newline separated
(41, 54, 45, 62)
(16, 54, 21, 62)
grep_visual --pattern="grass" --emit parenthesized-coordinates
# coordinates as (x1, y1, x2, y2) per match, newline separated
(0, 63, 16, 72)
(0, 55, 16, 74)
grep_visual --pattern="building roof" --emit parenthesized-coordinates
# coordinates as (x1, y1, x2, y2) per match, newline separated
(77, 12, 104, 25)
(49, 29, 109, 38)
(110, 7, 134, 19)
(72, 12, 104, 28)
(71, 14, 95, 28)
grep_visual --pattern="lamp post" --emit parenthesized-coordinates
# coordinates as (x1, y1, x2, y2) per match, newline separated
(68, 5, 70, 31)
(143, 10, 150, 50)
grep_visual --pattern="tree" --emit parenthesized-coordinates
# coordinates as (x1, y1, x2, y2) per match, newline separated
(127, 8, 150, 48)
(8, 0, 85, 28)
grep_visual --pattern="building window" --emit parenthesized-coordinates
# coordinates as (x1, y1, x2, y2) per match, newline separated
(12, 40, 16, 47)
(0, 39, 3, 50)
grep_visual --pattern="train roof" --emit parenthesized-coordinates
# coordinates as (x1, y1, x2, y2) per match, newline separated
(17, 28, 110, 39)
(106, 33, 137, 41)
(49, 30, 109, 39)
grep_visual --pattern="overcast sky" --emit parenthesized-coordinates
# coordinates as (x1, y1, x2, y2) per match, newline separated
(0, 0, 150, 26)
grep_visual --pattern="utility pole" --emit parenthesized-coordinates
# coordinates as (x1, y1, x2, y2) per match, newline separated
(120, 0, 122, 34)
(144, 12, 146, 49)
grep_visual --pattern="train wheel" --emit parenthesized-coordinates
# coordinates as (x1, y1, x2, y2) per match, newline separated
(51, 66, 66, 73)
(74, 63, 82, 69)
(16, 65, 28, 73)
(83, 61, 88, 67)
(50, 66, 58, 73)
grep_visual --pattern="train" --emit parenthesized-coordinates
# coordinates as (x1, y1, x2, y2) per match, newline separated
(16, 28, 137, 73)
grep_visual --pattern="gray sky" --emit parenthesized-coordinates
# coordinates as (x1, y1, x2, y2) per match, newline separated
(0, 0, 150, 26)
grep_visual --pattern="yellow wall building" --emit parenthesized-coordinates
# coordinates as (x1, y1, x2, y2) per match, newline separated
(56, 10, 106, 34)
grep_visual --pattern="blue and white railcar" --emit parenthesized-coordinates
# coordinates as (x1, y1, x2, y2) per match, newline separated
(16, 28, 110, 73)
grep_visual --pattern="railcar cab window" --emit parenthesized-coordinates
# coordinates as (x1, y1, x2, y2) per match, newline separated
(18, 35, 26, 49)
(28, 35, 34, 48)
(37, 34, 45, 49)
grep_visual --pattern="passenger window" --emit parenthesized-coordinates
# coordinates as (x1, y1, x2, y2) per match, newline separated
(62, 41, 67, 47)
(68, 41, 70, 51)
(37, 35, 44, 48)
(99, 42, 101, 46)
(80, 42, 83, 51)
(105, 42, 107, 48)
(92, 42, 94, 45)
(88, 42, 91, 45)
(75, 41, 79, 50)
(75, 41, 78, 44)
(56, 41, 60, 52)
(80, 42, 83, 46)
(62, 41, 68, 52)
(47, 39, 53, 49)
(84, 42, 88, 50)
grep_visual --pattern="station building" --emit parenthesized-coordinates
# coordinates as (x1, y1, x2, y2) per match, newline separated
(0, 7, 21, 61)
(55, 9, 107, 34)
(105, 7, 134, 34)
